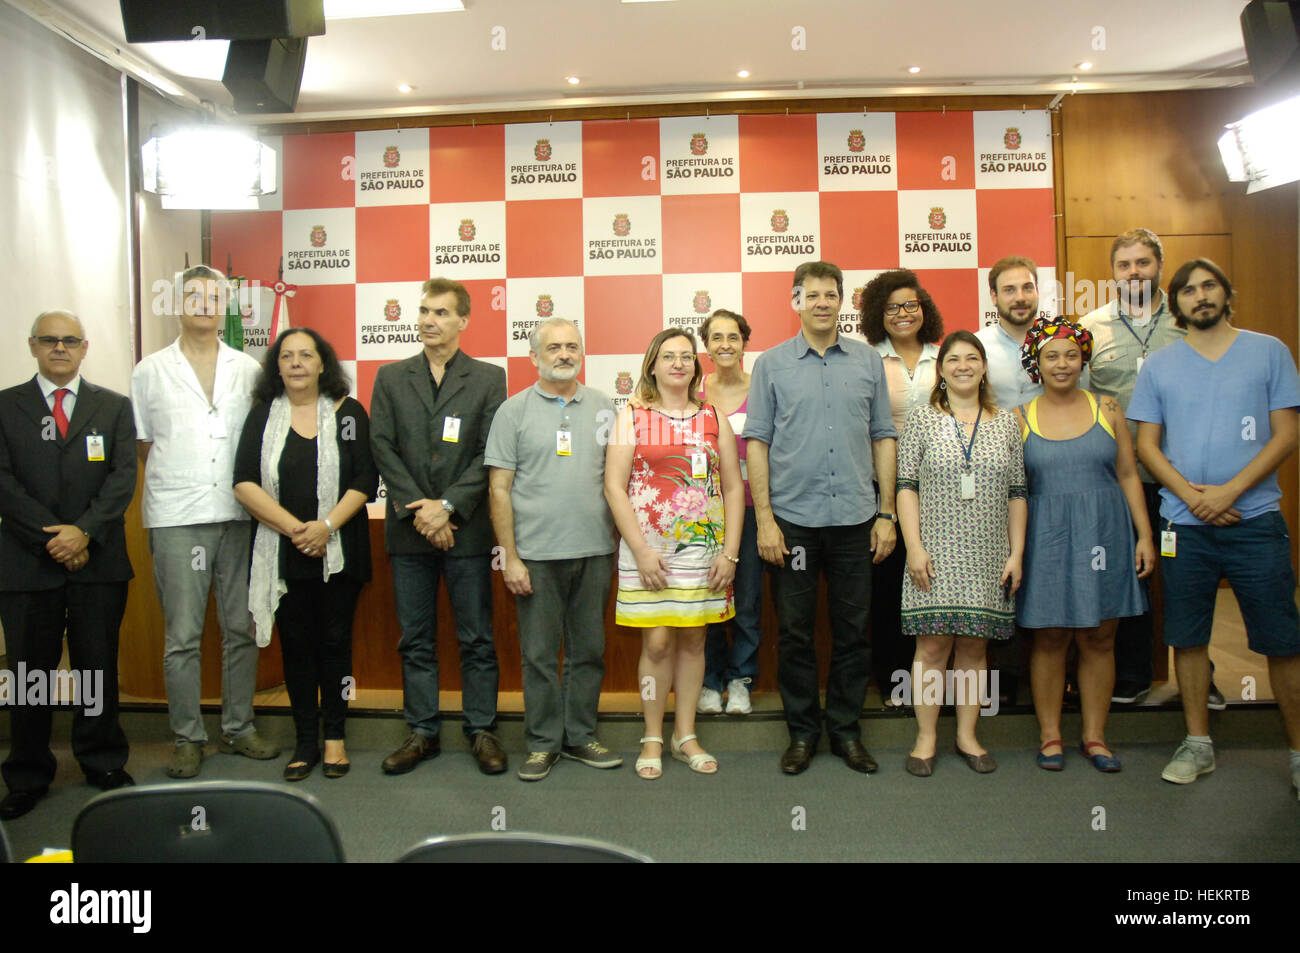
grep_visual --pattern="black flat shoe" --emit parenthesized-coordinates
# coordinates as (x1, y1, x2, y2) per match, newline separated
(86, 769, 135, 791)
(322, 761, 350, 779)
(905, 755, 935, 777)
(0, 788, 46, 820)
(954, 743, 997, 774)
(283, 749, 320, 782)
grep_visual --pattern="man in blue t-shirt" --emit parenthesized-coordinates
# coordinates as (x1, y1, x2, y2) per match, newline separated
(1128, 258, 1300, 799)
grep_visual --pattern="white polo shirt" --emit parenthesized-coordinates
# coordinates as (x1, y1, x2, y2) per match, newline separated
(131, 338, 262, 528)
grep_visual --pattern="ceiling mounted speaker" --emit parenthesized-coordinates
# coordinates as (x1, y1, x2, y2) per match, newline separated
(1241, 0, 1300, 88)
(222, 38, 309, 114)
(120, 1, 325, 42)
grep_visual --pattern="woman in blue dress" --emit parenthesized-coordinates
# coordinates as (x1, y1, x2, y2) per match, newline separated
(1014, 317, 1155, 773)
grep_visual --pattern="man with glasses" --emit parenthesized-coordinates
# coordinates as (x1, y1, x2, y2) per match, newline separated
(131, 265, 278, 779)
(744, 260, 898, 775)
(0, 311, 136, 819)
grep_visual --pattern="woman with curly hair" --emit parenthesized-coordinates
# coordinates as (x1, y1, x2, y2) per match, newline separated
(604, 328, 744, 779)
(859, 270, 945, 711)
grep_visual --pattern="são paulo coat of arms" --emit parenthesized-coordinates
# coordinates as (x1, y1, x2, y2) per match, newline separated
(690, 133, 708, 156)
(383, 145, 400, 168)
(310, 225, 327, 247)
(615, 372, 633, 395)
(693, 291, 711, 314)
(613, 213, 631, 237)
(536, 294, 554, 318)
(847, 129, 866, 152)
(771, 209, 790, 233)
(384, 299, 401, 322)
(1004, 127, 1022, 150)
(852, 287, 865, 311)
(928, 207, 946, 230)
(534, 139, 552, 161)
(458, 219, 476, 241)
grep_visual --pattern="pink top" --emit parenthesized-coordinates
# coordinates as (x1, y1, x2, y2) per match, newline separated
(700, 378, 752, 507)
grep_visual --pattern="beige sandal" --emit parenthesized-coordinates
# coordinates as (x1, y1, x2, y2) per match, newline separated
(671, 734, 718, 774)
(636, 736, 663, 780)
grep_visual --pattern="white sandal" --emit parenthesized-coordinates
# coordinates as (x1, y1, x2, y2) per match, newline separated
(636, 736, 663, 780)
(671, 734, 718, 774)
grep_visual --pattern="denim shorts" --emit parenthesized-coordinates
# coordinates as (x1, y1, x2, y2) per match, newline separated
(1160, 511, 1300, 656)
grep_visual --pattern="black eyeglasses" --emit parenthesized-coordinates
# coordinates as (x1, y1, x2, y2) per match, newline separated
(884, 300, 921, 316)
(35, 336, 84, 348)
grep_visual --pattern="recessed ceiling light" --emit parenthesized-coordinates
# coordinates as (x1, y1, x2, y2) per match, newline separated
(566, 75, 581, 85)
(324, 0, 464, 19)
(907, 66, 921, 74)
(398, 83, 414, 93)
(1076, 61, 1094, 70)
(737, 69, 751, 78)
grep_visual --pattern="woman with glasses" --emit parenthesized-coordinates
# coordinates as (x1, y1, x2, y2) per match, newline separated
(860, 270, 945, 711)
(605, 328, 744, 779)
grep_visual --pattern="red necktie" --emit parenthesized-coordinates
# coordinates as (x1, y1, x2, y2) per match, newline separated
(53, 388, 69, 438)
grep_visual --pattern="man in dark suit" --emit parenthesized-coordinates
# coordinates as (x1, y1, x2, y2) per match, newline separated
(370, 278, 508, 775)
(0, 311, 137, 820)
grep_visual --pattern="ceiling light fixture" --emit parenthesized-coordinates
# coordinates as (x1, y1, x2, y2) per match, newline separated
(1218, 94, 1300, 193)
(398, 83, 414, 93)
(907, 66, 921, 74)
(324, 0, 464, 19)
(1076, 61, 1094, 70)
(142, 128, 277, 210)
(566, 75, 581, 85)
(737, 69, 751, 78)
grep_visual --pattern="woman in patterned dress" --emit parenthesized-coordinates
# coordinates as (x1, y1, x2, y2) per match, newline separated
(896, 330, 1028, 776)
(605, 328, 744, 779)
(1014, 318, 1153, 773)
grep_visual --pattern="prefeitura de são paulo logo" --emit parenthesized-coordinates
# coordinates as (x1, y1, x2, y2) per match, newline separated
(383, 145, 400, 168)
(928, 207, 947, 230)
(693, 291, 711, 314)
(613, 213, 631, 237)
(690, 132, 708, 156)
(852, 287, 865, 311)
(1004, 127, 1022, 150)
(536, 294, 554, 318)
(615, 371, 633, 395)
(771, 209, 790, 233)
(458, 219, 476, 241)
(847, 129, 866, 152)
(310, 225, 327, 247)
(534, 139, 552, 161)
(384, 299, 401, 322)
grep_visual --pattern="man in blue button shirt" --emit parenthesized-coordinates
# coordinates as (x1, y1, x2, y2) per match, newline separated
(744, 261, 898, 775)
(1129, 258, 1300, 798)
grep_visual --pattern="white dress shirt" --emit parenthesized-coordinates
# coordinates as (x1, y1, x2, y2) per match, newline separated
(131, 338, 262, 528)
(36, 373, 81, 420)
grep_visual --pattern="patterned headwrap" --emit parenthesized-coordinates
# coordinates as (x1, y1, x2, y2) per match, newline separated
(1019, 316, 1093, 384)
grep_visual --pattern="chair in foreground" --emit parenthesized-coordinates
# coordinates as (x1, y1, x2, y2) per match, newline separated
(397, 831, 653, 863)
(72, 781, 345, 862)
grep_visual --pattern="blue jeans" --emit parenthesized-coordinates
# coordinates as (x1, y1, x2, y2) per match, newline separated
(390, 553, 499, 738)
(705, 507, 763, 692)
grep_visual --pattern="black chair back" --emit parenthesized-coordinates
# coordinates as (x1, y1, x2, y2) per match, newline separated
(72, 781, 345, 862)
(397, 831, 652, 863)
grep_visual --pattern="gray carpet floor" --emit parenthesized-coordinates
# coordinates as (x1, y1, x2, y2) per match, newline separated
(4, 707, 1298, 863)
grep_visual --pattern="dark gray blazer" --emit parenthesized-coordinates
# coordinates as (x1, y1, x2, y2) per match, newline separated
(0, 377, 137, 590)
(369, 350, 506, 556)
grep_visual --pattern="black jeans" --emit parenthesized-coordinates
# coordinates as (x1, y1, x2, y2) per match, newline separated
(772, 517, 872, 743)
(275, 576, 363, 750)
(1113, 481, 1160, 687)
(869, 532, 910, 697)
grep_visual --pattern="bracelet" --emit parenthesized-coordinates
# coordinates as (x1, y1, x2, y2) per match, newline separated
(324, 517, 335, 533)
(724, 553, 739, 564)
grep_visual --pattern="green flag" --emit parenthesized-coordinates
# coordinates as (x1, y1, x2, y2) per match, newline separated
(224, 276, 245, 351)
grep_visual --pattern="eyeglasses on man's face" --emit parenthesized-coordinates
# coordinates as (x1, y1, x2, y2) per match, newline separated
(34, 336, 84, 348)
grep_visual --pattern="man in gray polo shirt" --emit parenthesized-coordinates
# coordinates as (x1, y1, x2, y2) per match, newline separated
(485, 318, 623, 781)
(744, 260, 898, 776)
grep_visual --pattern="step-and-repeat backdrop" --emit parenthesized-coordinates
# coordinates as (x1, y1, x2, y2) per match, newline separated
(210, 109, 1055, 414)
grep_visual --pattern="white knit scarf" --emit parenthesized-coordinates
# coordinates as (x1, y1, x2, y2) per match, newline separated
(248, 393, 343, 646)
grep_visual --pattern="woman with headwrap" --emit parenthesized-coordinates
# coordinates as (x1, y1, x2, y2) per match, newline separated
(1014, 317, 1154, 773)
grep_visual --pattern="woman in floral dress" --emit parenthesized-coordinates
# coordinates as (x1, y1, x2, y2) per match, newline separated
(896, 330, 1027, 777)
(605, 328, 744, 779)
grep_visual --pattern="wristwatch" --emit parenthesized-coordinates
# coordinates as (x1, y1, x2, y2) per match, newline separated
(875, 512, 896, 523)
(440, 499, 456, 515)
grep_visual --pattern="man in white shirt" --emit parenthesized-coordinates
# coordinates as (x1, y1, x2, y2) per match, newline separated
(131, 265, 279, 778)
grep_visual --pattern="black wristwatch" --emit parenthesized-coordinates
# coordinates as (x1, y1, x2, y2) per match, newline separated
(875, 512, 896, 523)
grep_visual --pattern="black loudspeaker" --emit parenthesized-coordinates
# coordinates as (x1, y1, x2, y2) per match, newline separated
(120, 0, 324, 42)
(1241, 0, 1300, 88)
(222, 38, 309, 114)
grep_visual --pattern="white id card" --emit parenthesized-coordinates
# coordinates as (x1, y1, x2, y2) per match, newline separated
(691, 450, 708, 479)
(960, 471, 976, 500)
(1160, 530, 1176, 558)
(86, 434, 105, 462)
(1136, 355, 1145, 374)
(208, 414, 227, 439)
(442, 416, 461, 443)
(556, 430, 572, 456)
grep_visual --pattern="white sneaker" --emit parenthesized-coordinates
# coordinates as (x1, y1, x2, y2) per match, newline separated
(697, 688, 723, 714)
(725, 678, 752, 715)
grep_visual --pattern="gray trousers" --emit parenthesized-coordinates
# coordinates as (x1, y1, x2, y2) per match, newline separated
(149, 522, 259, 744)
(516, 554, 613, 752)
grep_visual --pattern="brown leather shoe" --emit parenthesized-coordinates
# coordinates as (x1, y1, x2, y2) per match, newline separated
(471, 730, 508, 775)
(780, 739, 816, 775)
(382, 733, 440, 775)
(830, 737, 879, 774)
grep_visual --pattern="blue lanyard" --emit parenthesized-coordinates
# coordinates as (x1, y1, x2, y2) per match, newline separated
(951, 408, 981, 470)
